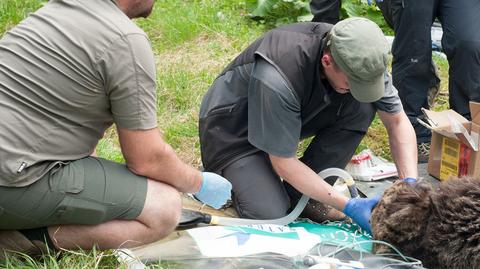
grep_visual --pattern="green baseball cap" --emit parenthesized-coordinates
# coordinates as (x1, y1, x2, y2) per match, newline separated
(329, 17, 389, 103)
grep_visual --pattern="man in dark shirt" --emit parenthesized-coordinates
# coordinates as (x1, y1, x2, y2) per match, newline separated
(199, 18, 418, 234)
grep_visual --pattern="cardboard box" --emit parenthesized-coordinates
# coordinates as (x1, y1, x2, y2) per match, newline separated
(424, 102, 480, 181)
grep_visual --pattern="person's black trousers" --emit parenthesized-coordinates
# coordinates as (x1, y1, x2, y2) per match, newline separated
(390, 0, 480, 143)
(310, 0, 341, 24)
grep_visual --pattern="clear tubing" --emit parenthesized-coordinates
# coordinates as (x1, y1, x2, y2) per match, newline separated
(212, 168, 354, 226)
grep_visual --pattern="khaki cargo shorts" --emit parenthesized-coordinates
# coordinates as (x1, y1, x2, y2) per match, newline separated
(0, 157, 147, 230)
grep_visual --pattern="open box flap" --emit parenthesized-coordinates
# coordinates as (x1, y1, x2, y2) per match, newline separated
(421, 108, 469, 129)
(421, 108, 478, 150)
(447, 114, 477, 150)
(467, 102, 480, 150)
(455, 129, 478, 151)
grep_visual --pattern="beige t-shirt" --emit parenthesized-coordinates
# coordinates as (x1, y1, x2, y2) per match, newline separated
(0, 0, 158, 186)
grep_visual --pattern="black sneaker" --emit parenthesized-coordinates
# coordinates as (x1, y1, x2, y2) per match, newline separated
(417, 142, 431, 163)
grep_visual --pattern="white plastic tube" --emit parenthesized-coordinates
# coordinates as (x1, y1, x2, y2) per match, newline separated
(211, 168, 354, 226)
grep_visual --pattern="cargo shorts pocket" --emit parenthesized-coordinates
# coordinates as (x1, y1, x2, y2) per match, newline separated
(45, 160, 106, 225)
(49, 196, 107, 225)
(48, 161, 85, 194)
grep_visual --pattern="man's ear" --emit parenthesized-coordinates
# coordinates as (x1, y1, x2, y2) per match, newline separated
(321, 54, 332, 68)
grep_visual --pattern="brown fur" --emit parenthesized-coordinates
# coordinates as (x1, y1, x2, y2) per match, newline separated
(371, 178, 480, 269)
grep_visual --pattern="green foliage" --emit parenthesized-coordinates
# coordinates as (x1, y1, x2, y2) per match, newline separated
(340, 0, 393, 35)
(96, 137, 124, 163)
(0, 0, 46, 34)
(247, 0, 312, 27)
(138, 0, 262, 53)
(431, 53, 450, 111)
(246, 0, 393, 35)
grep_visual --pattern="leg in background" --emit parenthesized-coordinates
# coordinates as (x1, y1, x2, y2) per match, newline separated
(310, 0, 342, 24)
(438, 0, 480, 120)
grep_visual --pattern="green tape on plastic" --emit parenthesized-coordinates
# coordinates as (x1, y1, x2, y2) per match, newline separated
(289, 221, 373, 252)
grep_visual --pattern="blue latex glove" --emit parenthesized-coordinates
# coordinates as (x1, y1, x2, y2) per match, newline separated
(193, 172, 232, 209)
(367, 0, 383, 5)
(402, 177, 417, 183)
(342, 196, 381, 234)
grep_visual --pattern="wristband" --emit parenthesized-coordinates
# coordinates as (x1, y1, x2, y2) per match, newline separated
(402, 177, 417, 183)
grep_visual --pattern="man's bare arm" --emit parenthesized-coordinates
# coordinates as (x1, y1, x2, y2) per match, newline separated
(378, 110, 418, 179)
(117, 127, 202, 193)
(269, 155, 349, 211)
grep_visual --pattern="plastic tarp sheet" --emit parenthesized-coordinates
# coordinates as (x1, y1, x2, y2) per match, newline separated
(117, 221, 426, 269)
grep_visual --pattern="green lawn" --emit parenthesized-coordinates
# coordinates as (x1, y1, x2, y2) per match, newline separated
(0, 0, 449, 267)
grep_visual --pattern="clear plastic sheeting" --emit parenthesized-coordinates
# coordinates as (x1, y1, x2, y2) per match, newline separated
(117, 221, 426, 269)
(118, 243, 426, 269)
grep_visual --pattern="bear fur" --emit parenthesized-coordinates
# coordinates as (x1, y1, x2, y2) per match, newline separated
(371, 177, 480, 269)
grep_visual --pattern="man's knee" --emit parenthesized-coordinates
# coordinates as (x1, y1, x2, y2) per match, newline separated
(235, 196, 290, 219)
(139, 180, 182, 241)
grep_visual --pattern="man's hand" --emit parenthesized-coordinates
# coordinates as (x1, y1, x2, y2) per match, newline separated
(367, 0, 383, 5)
(342, 196, 380, 234)
(194, 172, 232, 209)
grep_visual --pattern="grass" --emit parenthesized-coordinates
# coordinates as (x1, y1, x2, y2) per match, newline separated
(0, 0, 45, 33)
(0, 0, 450, 267)
(0, 249, 123, 269)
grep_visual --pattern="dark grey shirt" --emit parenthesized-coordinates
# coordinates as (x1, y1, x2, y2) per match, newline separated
(201, 58, 402, 158)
